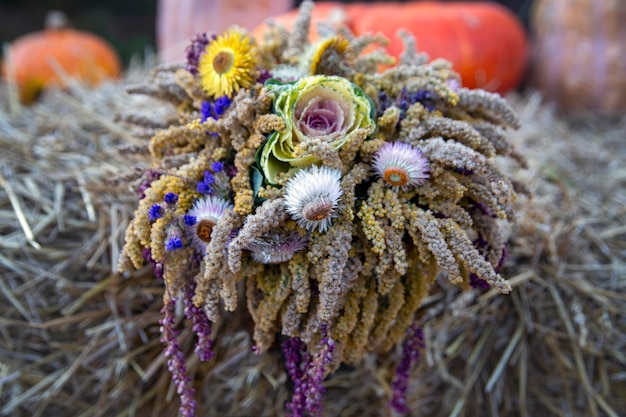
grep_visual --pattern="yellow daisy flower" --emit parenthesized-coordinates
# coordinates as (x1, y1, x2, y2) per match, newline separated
(198, 28, 257, 98)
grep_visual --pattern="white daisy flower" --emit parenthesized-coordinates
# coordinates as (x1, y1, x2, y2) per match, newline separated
(284, 165, 343, 232)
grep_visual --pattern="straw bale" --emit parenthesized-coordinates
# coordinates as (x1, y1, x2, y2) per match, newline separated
(0, 71, 624, 417)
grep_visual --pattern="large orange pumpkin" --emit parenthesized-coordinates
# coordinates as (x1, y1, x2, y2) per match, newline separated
(1, 11, 122, 103)
(349, 2, 528, 93)
(530, 0, 626, 113)
(253, 2, 528, 94)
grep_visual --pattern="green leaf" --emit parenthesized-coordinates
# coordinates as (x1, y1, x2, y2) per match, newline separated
(250, 164, 265, 203)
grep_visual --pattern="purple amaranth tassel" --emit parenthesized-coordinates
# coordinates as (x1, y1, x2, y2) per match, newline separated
(282, 337, 310, 417)
(183, 283, 214, 362)
(282, 327, 335, 417)
(497, 245, 508, 271)
(137, 170, 162, 200)
(471, 199, 495, 218)
(390, 325, 425, 415)
(160, 299, 196, 417)
(469, 236, 507, 290)
(469, 273, 490, 290)
(142, 248, 163, 280)
(304, 326, 335, 417)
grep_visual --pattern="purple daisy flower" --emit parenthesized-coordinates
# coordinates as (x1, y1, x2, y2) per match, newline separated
(246, 232, 309, 264)
(185, 196, 233, 254)
(373, 142, 430, 191)
(284, 166, 343, 233)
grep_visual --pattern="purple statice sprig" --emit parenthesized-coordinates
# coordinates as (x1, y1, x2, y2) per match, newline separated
(149, 204, 163, 221)
(469, 199, 495, 218)
(200, 95, 232, 123)
(196, 161, 232, 200)
(149, 192, 181, 221)
(165, 227, 183, 252)
(164, 192, 179, 206)
(282, 325, 336, 417)
(148, 192, 190, 254)
(160, 298, 197, 417)
(196, 170, 216, 195)
(184, 214, 197, 227)
(200, 96, 232, 136)
(377, 87, 436, 119)
(165, 238, 183, 252)
(183, 282, 214, 362)
(390, 325, 425, 414)
(211, 161, 224, 173)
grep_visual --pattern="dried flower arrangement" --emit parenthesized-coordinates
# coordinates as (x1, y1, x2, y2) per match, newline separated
(116, 1, 525, 416)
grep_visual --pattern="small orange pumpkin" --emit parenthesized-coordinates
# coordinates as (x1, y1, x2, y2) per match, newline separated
(1, 11, 122, 103)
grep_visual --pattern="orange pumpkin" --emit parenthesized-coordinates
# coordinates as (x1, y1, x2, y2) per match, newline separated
(349, 2, 528, 94)
(253, 2, 528, 94)
(1, 11, 122, 103)
(530, 0, 626, 113)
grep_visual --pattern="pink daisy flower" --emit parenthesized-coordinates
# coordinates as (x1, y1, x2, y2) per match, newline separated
(184, 196, 233, 254)
(246, 232, 309, 264)
(372, 142, 430, 190)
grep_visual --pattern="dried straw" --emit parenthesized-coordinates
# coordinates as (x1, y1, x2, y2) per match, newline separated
(0, 67, 624, 417)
